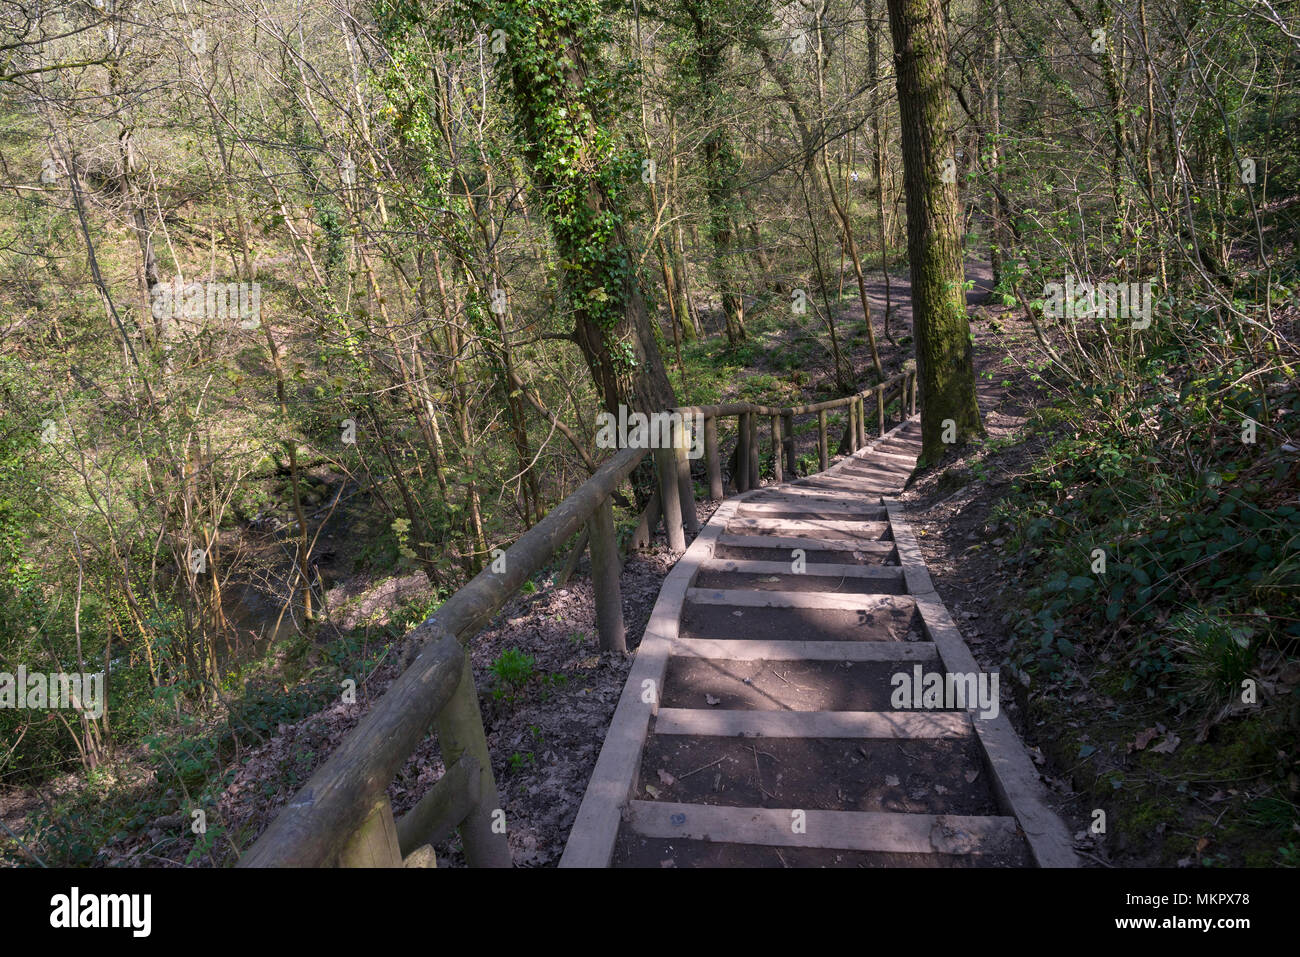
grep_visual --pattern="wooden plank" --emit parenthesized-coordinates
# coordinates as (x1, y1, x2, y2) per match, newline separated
(737, 502, 888, 519)
(685, 588, 915, 614)
(754, 479, 877, 495)
(792, 472, 902, 488)
(669, 637, 939, 662)
(698, 558, 903, 582)
(725, 517, 889, 537)
(559, 499, 736, 867)
(716, 533, 895, 554)
(883, 498, 1080, 869)
(653, 708, 972, 738)
(627, 802, 1021, 855)
(847, 449, 917, 465)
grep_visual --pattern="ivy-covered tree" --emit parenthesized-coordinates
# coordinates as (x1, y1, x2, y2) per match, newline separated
(452, 0, 677, 416)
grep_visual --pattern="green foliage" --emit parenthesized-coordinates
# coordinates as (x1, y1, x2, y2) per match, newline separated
(488, 647, 536, 701)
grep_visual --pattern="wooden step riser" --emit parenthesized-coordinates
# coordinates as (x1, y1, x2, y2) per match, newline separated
(627, 802, 1021, 856)
(653, 708, 972, 738)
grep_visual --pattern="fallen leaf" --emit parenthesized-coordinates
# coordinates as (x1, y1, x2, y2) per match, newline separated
(657, 769, 676, 786)
(705, 693, 721, 706)
(885, 775, 900, 787)
(1151, 733, 1181, 754)
(964, 769, 980, 783)
(1130, 727, 1160, 752)
(644, 784, 661, 799)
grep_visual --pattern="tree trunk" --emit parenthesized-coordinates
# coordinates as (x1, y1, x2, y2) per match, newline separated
(887, 0, 984, 461)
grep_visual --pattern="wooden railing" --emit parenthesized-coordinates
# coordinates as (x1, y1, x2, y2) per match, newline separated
(237, 368, 917, 867)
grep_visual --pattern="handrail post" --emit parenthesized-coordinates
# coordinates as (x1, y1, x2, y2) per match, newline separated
(857, 396, 867, 447)
(736, 412, 751, 491)
(703, 415, 724, 500)
(674, 419, 699, 537)
(783, 412, 796, 477)
(747, 412, 760, 489)
(337, 796, 402, 867)
(435, 649, 512, 868)
(587, 495, 626, 652)
(654, 444, 686, 552)
(771, 415, 783, 483)
(877, 387, 886, 437)
(848, 399, 859, 453)
(817, 409, 829, 471)
(910, 371, 918, 416)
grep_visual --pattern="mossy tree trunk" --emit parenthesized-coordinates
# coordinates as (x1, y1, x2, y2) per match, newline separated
(886, 0, 984, 461)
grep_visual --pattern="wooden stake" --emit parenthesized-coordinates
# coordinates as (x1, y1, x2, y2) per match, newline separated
(588, 495, 627, 652)
(654, 445, 686, 552)
(737, 413, 751, 491)
(435, 650, 512, 867)
(783, 412, 796, 477)
(675, 422, 699, 537)
(748, 412, 760, 488)
(704, 416, 724, 500)
(771, 415, 783, 483)
(818, 410, 829, 471)
(336, 796, 402, 868)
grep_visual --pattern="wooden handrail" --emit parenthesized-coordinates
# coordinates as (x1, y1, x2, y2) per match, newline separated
(237, 369, 919, 867)
(239, 444, 649, 867)
(674, 374, 902, 418)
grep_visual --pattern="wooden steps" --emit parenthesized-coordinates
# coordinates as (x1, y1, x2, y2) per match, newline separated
(561, 416, 1077, 869)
